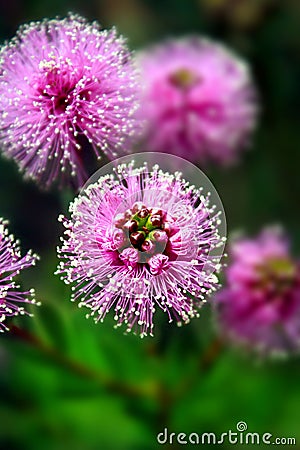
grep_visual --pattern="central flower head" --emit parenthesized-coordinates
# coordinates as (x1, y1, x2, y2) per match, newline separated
(113, 202, 177, 273)
(57, 156, 225, 337)
(256, 257, 298, 297)
(168, 68, 200, 89)
(37, 55, 84, 116)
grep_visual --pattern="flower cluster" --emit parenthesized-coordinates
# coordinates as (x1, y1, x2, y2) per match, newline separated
(0, 14, 140, 188)
(57, 161, 224, 337)
(137, 37, 257, 165)
(0, 218, 39, 332)
(216, 227, 300, 356)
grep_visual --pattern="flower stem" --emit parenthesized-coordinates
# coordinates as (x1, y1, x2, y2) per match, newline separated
(10, 325, 156, 399)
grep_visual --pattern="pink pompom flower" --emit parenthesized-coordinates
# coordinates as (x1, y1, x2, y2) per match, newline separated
(0, 218, 39, 332)
(137, 37, 257, 165)
(0, 14, 140, 188)
(57, 158, 225, 337)
(216, 227, 300, 356)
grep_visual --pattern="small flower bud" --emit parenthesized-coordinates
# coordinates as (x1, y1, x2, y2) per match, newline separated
(124, 219, 138, 234)
(133, 208, 150, 227)
(150, 208, 164, 217)
(130, 231, 146, 247)
(149, 215, 162, 228)
(124, 209, 133, 220)
(114, 213, 127, 228)
(113, 230, 127, 249)
(141, 238, 155, 253)
(132, 202, 146, 213)
(150, 229, 168, 244)
(137, 208, 150, 219)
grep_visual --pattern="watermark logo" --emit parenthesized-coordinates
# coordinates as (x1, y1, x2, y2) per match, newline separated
(157, 421, 296, 446)
(236, 421, 247, 432)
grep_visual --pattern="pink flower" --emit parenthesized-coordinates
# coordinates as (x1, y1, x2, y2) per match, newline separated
(57, 160, 224, 337)
(0, 14, 140, 188)
(0, 218, 39, 332)
(216, 227, 300, 356)
(137, 37, 257, 165)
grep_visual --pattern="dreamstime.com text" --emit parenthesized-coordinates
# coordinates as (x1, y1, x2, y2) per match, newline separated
(157, 421, 296, 446)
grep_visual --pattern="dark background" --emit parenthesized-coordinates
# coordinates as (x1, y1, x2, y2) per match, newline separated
(0, 1, 300, 449)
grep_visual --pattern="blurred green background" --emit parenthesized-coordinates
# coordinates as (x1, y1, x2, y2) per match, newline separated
(0, 0, 300, 449)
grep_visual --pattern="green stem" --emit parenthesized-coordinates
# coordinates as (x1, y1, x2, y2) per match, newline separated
(10, 324, 157, 399)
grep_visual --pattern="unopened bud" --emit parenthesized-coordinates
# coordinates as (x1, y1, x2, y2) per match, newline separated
(132, 202, 146, 213)
(114, 213, 127, 228)
(137, 208, 150, 219)
(124, 219, 138, 234)
(141, 238, 155, 253)
(150, 229, 168, 244)
(130, 231, 146, 247)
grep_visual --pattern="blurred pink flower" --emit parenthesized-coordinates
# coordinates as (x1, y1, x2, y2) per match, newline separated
(216, 227, 300, 356)
(0, 14, 140, 188)
(57, 161, 224, 337)
(137, 37, 257, 165)
(0, 218, 39, 332)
